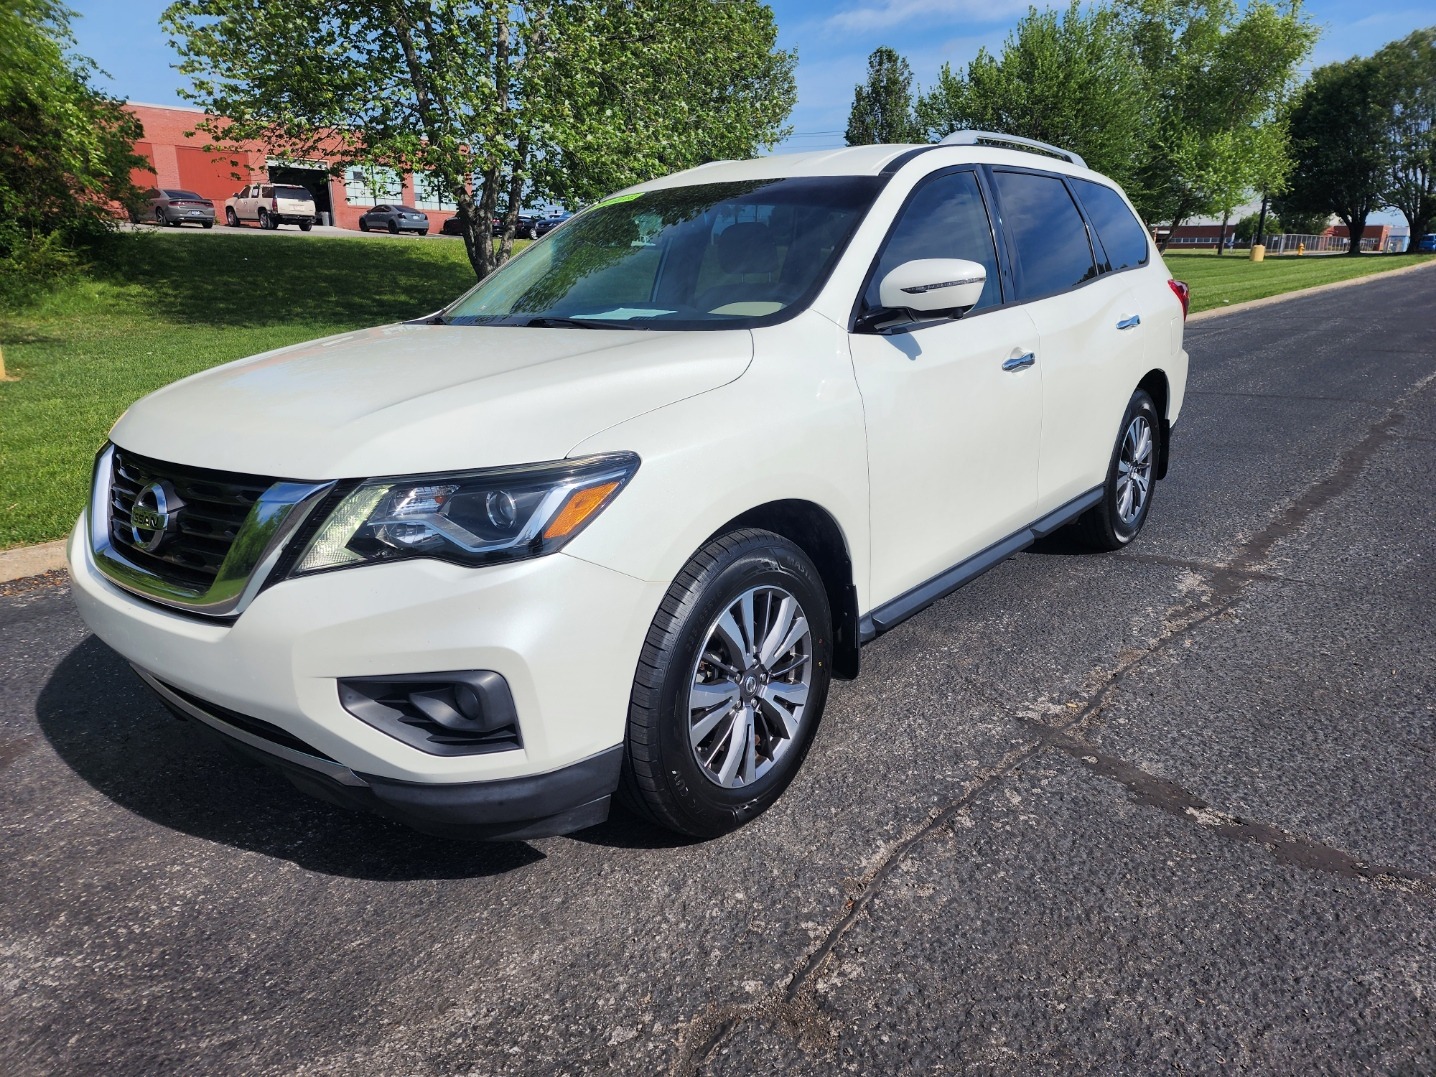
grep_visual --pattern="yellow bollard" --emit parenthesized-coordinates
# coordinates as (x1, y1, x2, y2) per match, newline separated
(1250, 243, 1265, 262)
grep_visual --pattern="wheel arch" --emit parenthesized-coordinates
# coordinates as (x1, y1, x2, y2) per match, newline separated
(711, 499, 861, 681)
(1137, 368, 1172, 480)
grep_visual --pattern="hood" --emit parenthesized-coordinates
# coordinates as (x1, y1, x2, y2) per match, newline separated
(109, 323, 752, 478)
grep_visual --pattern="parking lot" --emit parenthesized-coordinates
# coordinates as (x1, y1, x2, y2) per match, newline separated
(1, 268, 1433, 1075)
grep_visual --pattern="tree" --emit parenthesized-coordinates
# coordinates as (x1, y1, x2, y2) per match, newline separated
(164, 1, 796, 280)
(915, 3, 1150, 192)
(1116, 0, 1316, 234)
(845, 47, 922, 145)
(1374, 29, 1436, 250)
(1284, 57, 1391, 254)
(0, 0, 147, 265)
(1233, 210, 1280, 243)
(1267, 194, 1328, 237)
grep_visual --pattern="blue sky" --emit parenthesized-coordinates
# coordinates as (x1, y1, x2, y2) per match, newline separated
(71, 0, 1431, 221)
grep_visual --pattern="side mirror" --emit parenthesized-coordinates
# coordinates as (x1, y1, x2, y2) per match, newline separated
(877, 258, 987, 320)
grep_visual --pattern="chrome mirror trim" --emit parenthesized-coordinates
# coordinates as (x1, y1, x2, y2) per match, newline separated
(88, 444, 334, 618)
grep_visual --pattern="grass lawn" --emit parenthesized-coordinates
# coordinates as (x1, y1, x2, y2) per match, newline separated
(0, 231, 518, 549)
(1166, 249, 1436, 313)
(1, 232, 1432, 550)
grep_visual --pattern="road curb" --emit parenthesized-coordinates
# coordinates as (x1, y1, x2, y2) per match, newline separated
(1187, 256, 1436, 323)
(0, 539, 67, 585)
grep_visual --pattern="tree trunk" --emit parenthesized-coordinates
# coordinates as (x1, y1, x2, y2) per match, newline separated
(1342, 212, 1368, 255)
(1215, 211, 1230, 257)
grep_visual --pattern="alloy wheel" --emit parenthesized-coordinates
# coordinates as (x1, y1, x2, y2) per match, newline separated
(687, 586, 813, 789)
(1115, 414, 1154, 525)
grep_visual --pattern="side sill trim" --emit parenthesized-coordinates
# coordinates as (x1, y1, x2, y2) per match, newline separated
(858, 486, 1103, 642)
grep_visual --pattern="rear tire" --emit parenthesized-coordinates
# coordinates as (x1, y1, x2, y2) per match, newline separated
(418, 228, 428, 237)
(202, 221, 213, 229)
(619, 529, 833, 838)
(258, 209, 272, 230)
(300, 221, 313, 232)
(1077, 389, 1160, 550)
(387, 220, 399, 234)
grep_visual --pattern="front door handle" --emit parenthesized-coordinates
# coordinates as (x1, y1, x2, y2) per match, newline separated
(1116, 315, 1141, 330)
(1002, 351, 1036, 372)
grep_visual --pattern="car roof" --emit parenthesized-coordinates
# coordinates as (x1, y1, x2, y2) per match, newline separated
(623, 142, 1106, 194)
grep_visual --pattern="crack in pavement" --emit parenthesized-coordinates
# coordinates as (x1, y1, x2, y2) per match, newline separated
(1021, 722, 1435, 889)
(669, 367, 1436, 1076)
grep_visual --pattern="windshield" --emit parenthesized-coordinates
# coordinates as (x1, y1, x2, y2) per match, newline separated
(441, 177, 883, 330)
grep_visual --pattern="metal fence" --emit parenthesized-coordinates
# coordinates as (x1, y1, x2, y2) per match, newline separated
(1258, 233, 1383, 254)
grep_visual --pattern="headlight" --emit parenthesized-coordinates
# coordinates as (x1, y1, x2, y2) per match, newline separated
(291, 452, 638, 575)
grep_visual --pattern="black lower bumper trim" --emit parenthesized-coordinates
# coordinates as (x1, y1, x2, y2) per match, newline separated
(145, 675, 621, 840)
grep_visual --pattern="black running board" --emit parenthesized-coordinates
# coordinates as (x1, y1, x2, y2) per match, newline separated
(858, 486, 1103, 642)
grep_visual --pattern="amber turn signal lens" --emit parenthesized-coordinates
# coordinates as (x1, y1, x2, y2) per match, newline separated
(543, 481, 621, 540)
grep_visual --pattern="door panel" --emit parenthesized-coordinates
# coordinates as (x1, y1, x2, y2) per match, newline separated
(850, 307, 1042, 607)
(1026, 275, 1146, 509)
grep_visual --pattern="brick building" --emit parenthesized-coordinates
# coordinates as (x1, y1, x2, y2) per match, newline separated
(126, 102, 461, 232)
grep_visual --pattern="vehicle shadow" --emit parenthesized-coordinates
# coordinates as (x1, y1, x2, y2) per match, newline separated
(35, 636, 545, 880)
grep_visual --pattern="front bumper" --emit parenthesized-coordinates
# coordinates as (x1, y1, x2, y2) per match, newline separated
(68, 513, 666, 832)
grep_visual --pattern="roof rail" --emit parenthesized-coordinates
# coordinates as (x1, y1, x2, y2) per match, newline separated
(939, 130, 1086, 169)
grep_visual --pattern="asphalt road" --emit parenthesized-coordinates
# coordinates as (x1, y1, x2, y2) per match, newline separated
(2, 268, 1434, 1075)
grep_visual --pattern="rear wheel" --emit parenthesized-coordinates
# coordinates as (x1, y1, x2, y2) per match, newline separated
(258, 209, 272, 230)
(418, 228, 428, 237)
(299, 221, 313, 232)
(387, 220, 399, 234)
(154, 209, 166, 227)
(1078, 389, 1160, 550)
(202, 221, 213, 229)
(619, 529, 832, 838)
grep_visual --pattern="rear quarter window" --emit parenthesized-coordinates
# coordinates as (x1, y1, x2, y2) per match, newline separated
(991, 170, 1097, 301)
(1072, 179, 1150, 272)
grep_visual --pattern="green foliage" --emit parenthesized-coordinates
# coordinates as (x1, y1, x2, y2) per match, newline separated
(0, 0, 149, 301)
(1284, 56, 1391, 253)
(846, 47, 922, 145)
(1373, 28, 1436, 250)
(1115, 0, 1317, 228)
(916, 3, 1150, 192)
(1232, 211, 1278, 243)
(162, 0, 796, 281)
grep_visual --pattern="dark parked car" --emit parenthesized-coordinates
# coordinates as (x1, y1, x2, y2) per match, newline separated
(358, 205, 429, 235)
(534, 212, 572, 237)
(1417, 234, 1436, 252)
(491, 210, 566, 240)
(141, 188, 215, 228)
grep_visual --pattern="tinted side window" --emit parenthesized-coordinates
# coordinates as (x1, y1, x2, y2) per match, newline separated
(863, 170, 1001, 314)
(1072, 179, 1149, 272)
(991, 170, 1096, 300)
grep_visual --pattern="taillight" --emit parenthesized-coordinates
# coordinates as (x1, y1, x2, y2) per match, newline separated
(1168, 279, 1190, 320)
(271, 197, 278, 210)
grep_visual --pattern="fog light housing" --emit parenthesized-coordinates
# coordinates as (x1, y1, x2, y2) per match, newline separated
(338, 671, 521, 756)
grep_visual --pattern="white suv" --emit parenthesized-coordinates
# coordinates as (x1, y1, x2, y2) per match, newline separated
(69, 132, 1189, 840)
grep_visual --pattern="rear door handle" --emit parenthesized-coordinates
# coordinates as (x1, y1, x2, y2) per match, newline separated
(1002, 352, 1036, 372)
(1116, 315, 1141, 330)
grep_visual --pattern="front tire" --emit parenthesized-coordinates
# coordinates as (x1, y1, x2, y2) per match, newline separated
(619, 529, 833, 838)
(225, 207, 238, 227)
(1078, 389, 1160, 550)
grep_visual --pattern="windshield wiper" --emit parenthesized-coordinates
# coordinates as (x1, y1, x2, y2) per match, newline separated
(517, 316, 622, 330)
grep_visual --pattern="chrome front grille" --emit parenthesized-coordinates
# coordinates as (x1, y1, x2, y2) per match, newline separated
(109, 447, 273, 589)
(89, 444, 334, 618)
